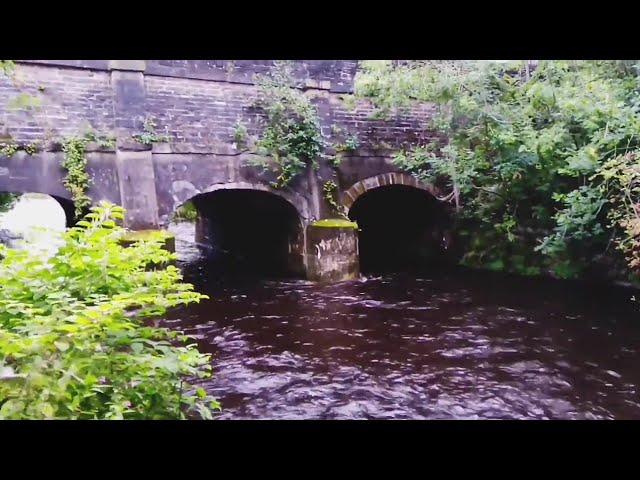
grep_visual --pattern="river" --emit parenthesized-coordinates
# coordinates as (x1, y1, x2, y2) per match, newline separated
(3, 198, 640, 419)
(165, 223, 640, 420)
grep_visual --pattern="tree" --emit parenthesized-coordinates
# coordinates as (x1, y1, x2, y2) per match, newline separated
(354, 60, 640, 281)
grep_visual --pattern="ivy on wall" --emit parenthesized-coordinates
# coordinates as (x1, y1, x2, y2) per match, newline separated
(0, 60, 373, 222)
(61, 138, 91, 217)
(247, 61, 329, 189)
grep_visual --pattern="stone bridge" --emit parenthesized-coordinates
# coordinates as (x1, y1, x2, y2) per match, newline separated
(0, 60, 452, 281)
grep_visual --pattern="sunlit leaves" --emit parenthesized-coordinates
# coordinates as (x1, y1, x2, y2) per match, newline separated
(0, 203, 219, 420)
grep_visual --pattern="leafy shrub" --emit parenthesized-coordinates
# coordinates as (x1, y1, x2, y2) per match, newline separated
(354, 60, 640, 280)
(172, 201, 198, 223)
(250, 61, 328, 188)
(0, 202, 219, 419)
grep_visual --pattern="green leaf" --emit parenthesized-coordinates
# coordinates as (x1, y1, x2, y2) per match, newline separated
(40, 403, 55, 418)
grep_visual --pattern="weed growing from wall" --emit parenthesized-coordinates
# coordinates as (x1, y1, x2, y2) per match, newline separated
(132, 117, 169, 146)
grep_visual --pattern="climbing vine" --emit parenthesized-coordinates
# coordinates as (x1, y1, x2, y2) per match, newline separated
(323, 180, 348, 219)
(250, 61, 328, 188)
(61, 137, 92, 217)
(60, 130, 116, 218)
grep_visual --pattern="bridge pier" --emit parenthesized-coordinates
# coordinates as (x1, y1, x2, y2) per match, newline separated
(115, 150, 160, 230)
(304, 220, 360, 283)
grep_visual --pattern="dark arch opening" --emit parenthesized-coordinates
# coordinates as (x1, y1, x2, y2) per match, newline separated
(189, 189, 304, 279)
(50, 195, 77, 228)
(348, 185, 451, 274)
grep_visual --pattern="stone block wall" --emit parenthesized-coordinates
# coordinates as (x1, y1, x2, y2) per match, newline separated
(0, 60, 434, 154)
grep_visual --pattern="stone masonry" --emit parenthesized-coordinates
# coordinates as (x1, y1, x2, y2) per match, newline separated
(0, 60, 440, 281)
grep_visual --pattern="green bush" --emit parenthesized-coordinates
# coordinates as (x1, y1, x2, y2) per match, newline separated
(0, 193, 19, 214)
(0, 202, 219, 419)
(354, 60, 640, 280)
(172, 201, 198, 222)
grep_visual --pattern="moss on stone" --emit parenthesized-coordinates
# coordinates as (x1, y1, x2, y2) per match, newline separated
(311, 219, 358, 229)
(120, 230, 173, 241)
(119, 230, 175, 254)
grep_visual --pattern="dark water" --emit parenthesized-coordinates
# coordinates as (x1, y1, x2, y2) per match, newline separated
(165, 223, 640, 420)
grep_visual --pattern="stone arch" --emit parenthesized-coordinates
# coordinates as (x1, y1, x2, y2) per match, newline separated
(172, 181, 311, 223)
(0, 190, 76, 228)
(179, 182, 309, 277)
(341, 172, 441, 211)
(50, 195, 77, 228)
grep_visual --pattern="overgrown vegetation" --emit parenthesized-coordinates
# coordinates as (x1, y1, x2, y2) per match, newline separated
(233, 118, 248, 148)
(0, 193, 18, 214)
(323, 180, 347, 219)
(335, 134, 360, 153)
(0, 63, 25, 213)
(61, 137, 92, 218)
(172, 201, 197, 222)
(250, 61, 328, 188)
(0, 142, 18, 158)
(60, 130, 115, 218)
(0, 202, 219, 419)
(355, 60, 640, 282)
(132, 117, 170, 146)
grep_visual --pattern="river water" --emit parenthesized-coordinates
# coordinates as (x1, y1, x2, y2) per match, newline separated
(4, 199, 640, 420)
(164, 222, 640, 420)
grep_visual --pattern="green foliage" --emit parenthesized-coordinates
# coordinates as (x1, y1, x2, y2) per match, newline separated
(335, 134, 360, 153)
(251, 61, 328, 188)
(330, 127, 359, 168)
(25, 142, 39, 155)
(233, 118, 248, 148)
(84, 128, 116, 149)
(132, 117, 169, 146)
(0, 202, 219, 420)
(323, 180, 348, 219)
(0, 193, 19, 214)
(596, 152, 640, 272)
(7, 93, 40, 111)
(172, 201, 197, 223)
(0, 142, 18, 158)
(0, 60, 15, 77)
(62, 137, 92, 217)
(354, 60, 640, 280)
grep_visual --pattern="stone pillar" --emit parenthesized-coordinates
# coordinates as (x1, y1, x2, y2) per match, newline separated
(114, 149, 159, 230)
(108, 60, 160, 230)
(305, 219, 359, 283)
